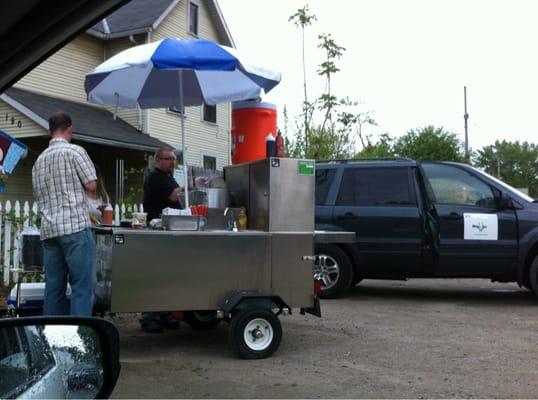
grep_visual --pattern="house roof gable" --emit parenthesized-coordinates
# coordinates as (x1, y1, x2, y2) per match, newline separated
(88, 0, 178, 39)
(87, 0, 234, 47)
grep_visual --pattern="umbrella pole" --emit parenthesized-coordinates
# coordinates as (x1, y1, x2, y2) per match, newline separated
(179, 70, 189, 209)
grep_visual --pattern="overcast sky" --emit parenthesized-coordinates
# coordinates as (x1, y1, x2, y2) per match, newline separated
(218, 0, 538, 152)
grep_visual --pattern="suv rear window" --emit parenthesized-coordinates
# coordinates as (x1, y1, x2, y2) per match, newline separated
(315, 168, 336, 205)
(336, 167, 414, 206)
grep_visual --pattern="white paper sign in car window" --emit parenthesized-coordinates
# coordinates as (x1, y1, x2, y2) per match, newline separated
(463, 213, 498, 240)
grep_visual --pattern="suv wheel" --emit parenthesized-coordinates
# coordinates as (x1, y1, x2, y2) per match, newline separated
(314, 244, 353, 299)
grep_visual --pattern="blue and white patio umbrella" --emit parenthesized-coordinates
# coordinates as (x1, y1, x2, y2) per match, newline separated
(85, 38, 281, 208)
(85, 39, 281, 108)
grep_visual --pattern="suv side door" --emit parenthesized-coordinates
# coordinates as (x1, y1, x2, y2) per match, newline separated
(421, 162, 518, 276)
(332, 165, 424, 274)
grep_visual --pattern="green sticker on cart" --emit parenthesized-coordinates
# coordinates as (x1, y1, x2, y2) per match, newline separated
(298, 160, 315, 175)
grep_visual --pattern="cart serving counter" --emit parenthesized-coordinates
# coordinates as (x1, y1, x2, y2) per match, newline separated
(94, 158, 354, 359)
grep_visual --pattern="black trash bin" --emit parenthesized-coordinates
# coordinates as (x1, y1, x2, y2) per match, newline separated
(22, 227, 43, 271)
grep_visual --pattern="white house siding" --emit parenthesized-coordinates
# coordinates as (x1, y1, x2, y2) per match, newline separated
(0, 102, 46, 139)
(103, 36, 146, 130)
(149, 0, 231, 169)
(15, 35, 104, 104)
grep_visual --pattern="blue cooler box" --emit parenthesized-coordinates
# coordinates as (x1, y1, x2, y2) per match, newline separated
(8, 282, 71, 315)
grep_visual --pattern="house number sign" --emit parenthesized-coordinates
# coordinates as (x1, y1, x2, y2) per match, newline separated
(4, 113, 22, 129)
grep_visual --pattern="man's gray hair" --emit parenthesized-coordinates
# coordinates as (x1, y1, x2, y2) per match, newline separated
(155, 147, 175, 159)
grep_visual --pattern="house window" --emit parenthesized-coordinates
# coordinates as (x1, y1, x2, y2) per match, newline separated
(202, 154, 217, 170)
(203, 103, 217, 123)
(188, 1, 199, 36)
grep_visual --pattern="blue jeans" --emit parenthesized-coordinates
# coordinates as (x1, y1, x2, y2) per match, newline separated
(43, 228, 96, 316)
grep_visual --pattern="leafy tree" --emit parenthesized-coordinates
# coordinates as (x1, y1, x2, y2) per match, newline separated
(338, 97, 377, 149)
(317, 33, 345, 132)
(475, 140, 538, 197)
(356, 133, 395, 159)
(393, 125, 466, 162)
(289, 5, 317, 152)
(287, 6, 356, 161)
(77, 325, 102, 363)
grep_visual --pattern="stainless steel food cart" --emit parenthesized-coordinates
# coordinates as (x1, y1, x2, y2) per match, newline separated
(94, 158, 354, 359)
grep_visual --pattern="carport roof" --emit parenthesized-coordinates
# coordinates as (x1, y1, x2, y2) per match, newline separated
(1, 87, 171, 152)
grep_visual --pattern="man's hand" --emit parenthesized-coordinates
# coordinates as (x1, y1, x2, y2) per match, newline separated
(194, 176, 208, 187)
(168, 186, 183, 202)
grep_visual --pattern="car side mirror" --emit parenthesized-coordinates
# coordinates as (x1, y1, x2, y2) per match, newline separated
(0, 316, 120, 399)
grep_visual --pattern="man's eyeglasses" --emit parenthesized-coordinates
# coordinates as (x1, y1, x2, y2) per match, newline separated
(158, 157, 176, 161)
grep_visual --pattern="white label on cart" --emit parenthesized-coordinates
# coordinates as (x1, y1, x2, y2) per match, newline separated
(463, 213, 498, 240)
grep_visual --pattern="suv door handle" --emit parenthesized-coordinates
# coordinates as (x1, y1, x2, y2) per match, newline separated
(337, 212, 358, 220)
(446, 212, 462, 220)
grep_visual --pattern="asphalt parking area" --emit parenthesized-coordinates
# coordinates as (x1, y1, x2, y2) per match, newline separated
(112, 279, 538, 398)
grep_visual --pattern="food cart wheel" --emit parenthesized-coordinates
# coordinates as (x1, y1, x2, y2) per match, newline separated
(229, 307, 282, 359)
(183, 311, 220, 330)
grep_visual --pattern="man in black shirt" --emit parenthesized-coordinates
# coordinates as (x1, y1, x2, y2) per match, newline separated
(140, 147, 183, 333)
(143, 147, 183, 221)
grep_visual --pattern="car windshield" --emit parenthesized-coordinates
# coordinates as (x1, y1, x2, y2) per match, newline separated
(470, 166, 535, 203)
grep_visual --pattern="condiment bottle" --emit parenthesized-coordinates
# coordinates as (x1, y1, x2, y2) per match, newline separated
(275, 129, 285, 158)
(237, 207, 247, 231)
(265, 133, 276, 158)
(103, 204, 113, 225)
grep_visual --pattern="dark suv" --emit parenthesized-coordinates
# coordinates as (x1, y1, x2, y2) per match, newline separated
(314, 159, 538, 298)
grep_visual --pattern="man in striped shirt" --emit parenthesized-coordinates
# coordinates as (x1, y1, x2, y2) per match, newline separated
(32, 112, 97, 316)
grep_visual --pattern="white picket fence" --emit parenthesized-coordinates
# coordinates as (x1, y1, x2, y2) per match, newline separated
(0, 200, 143, 287)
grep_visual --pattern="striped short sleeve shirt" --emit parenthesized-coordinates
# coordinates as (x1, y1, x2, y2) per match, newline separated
(32, 138, 97, 240)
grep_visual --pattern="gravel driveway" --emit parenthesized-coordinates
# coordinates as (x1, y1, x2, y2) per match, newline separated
(111, 279, 538, 398)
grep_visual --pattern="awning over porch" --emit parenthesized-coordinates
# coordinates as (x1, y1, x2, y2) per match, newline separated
(1, 87, 171, 152)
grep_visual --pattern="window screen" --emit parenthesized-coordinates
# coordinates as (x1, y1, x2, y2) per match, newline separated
(336, 167, 413, 206)
(203, 155, 217, 170)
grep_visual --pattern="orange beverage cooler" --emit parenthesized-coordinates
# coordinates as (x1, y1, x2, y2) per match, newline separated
(231, 101, 277, 164)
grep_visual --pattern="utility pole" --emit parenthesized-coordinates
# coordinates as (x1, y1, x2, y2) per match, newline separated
(463, 86, 464, 162)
